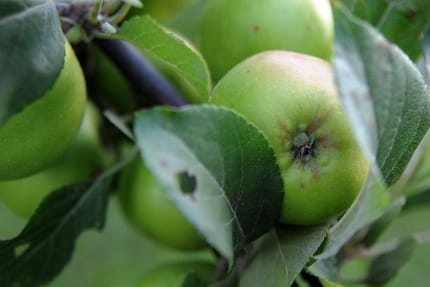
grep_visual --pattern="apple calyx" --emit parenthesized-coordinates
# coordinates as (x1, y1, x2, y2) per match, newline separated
(291, 131, 318, 164)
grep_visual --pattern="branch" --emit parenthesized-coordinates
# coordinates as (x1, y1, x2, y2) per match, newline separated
(95, 38, 187, 107)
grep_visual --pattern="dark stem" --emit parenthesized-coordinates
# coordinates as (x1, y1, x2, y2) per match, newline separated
(301, 271, 323, 287)
(212, 257, 229, 283)
(95, 38, 187, 107)
(209, 248, 251, 286)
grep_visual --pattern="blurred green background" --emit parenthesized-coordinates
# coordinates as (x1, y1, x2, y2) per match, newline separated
(379, 203, 430, 287)
(0, 196, 213, 287)
(340, 200, 430, 287)
(3, 194, 430, 286)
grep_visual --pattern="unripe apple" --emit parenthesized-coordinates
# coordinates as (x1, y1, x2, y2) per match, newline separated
(137, 260, 215, 287)
(0, 40, 87, 180)
(118, 158, 207, 250)
(0, 103, 105, 218)
(200, 0, 334, 81)
(211, 51, 368, 225)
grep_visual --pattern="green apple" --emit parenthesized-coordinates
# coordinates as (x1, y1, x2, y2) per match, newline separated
(0, 40, 87, 180)
(211, 51, 368, 225)
(0, 103, 106, 218)
(137, 260, 215, 287)
(118, 157, 207, 250)
(200, 0, 334, 82)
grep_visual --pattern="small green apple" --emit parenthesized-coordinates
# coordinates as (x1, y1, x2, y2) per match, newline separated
(211, 51, 368, 225)
(118, 157, 207, 250)
(137, 260, 215, 287)
(0, 40, 87, 180)
(0, 103, 105, 218)
(200, 0, 334, 81)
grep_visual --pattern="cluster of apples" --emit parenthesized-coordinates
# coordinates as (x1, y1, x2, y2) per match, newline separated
(0, 0, 370, 285)
(0, 41, 106, 218)
(119, 0, 369, 284)
(204, 0, 368, 225)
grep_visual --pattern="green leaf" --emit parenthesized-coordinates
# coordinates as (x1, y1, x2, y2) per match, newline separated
(341, 0, 430, 60)
(376, 0, 430, 61)
(338, 255, 370, 285)
(117, 15, 211, 102)
(341, 0, 387, 24)
(239, 226, 327, 287)
(0, 179, 110, 287)
(181, 273, 207, 287)
(333, 5, 430, 186)
(308, 256, 339, 284)
(363, 197, 405, 246)
(379, 206, 430, 287)
(339, 206, 430, 287)
(365, 237, 417, 286)
(418, 29, 430, 86)
(133, 105, 283, 260)
(0, 0, 64, 126)
(405, 50, 430, 195)
(403, 189, 430, 211)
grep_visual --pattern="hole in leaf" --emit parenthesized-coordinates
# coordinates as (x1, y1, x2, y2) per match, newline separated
(15, 243, 30, 257)
(177, 171, 197, 198)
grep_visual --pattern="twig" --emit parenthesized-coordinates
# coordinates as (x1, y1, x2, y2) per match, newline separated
(95, 38, 187, 107)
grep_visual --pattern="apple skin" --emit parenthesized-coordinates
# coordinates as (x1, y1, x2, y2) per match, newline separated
(118, 158, 207, 250)
(0, 40, 87, 180)
(200, 0, 334, 81)
(0, 103, 105, 218)
(137, 261, 214, 287)
(211, 51, 368, 225)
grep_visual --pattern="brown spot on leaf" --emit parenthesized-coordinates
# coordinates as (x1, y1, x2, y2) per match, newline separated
(404, 10, 417, 20)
